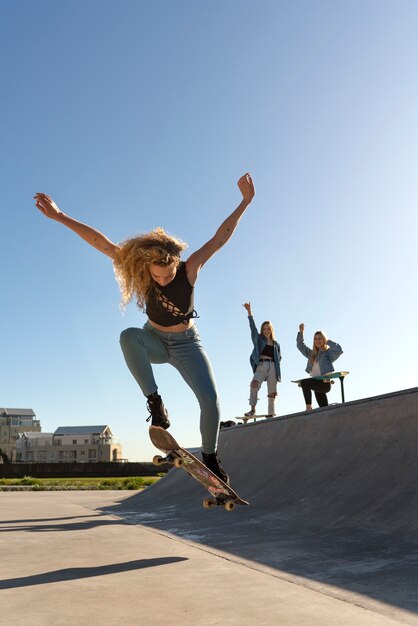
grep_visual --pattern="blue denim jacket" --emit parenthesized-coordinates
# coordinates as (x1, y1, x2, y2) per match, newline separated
(248, 316, 282, 382)
(297, 332, 343, 374)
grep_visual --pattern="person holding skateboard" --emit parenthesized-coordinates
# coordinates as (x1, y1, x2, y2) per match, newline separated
(34, 173, 255, 484)
(242, 302, 282, 418)
(296, 323, 343, 410)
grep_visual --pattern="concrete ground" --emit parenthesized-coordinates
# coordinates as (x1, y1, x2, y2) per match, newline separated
(0, 491, 411, 626)
(1, 387, 417, 625)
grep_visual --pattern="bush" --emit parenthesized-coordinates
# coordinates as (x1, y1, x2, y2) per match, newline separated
(20, 476, 38, 486)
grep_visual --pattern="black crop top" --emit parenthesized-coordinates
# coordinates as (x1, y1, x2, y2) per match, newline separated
(260, 344, 274, 359)
(146, 262, 198, 327)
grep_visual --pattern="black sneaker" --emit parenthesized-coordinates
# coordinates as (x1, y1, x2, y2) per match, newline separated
(146, 393, 170, 429)
(201, 451, 230, 485)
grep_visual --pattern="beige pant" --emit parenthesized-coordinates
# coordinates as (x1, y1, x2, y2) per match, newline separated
(249, 361, 278, 414)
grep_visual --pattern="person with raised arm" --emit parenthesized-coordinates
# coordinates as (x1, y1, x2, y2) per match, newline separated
(34, 173, 255, 483)
(296, 323, 343, 410)
(242, 302, 282, 418)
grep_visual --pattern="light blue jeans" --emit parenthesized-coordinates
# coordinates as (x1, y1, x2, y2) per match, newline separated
(119, 322, 220, 453)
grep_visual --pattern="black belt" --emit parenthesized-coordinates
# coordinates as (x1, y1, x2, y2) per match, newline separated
(259, 358, 273, 362)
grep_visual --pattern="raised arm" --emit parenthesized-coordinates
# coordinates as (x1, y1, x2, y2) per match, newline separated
(243, 302, 259, 346)
(327, 339, 343, 361)
(186, 173, 255, 284)
(34, 193, 119, 259)
(297, 323, 311, 358)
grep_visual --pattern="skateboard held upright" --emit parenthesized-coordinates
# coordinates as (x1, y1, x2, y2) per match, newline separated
(149, 426, 249, 511)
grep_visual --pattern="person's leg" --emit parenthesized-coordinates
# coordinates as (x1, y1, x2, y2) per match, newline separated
(247, 364, 267, 415)
(247, 378, 258, 415)
(163, 325, 228, 482)
(119, 325, 170, 427)
(313, 381, 331, 407)
(300, 379, 313, 410)
(119, 325, 168, 395)
(246, 382, 259, 415)
(162, 327, 220, 451)
(266, 363, 277, 416)
(247, 380, 258, 415)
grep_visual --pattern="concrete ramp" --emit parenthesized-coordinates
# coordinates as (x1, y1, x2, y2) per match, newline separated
(108, 387, 418, 623)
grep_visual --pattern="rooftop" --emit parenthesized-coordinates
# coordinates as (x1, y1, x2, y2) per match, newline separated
(0, 408, 36, 417)
(54, 425, 110, 436)
(18, 432, 53, 439)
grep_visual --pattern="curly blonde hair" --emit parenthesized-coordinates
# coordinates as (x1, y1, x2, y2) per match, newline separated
(113, 227, 188, 310)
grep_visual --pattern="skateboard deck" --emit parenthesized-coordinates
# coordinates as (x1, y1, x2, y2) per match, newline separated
(291, 370, 349, 384)
(235, 414, 275, 424)
(149, 426, 249, 511)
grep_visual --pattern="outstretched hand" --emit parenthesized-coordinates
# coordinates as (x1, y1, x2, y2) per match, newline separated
(34, 193, 62, 220)
(243, 302, 252, 315)
(237, 173, 255, 204)
(299, 323, 305, 333)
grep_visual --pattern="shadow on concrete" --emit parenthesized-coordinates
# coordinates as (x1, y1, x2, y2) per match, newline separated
(104, 388, 418, 619)
(0, 514, 100, 525)
(0, 557, 188, 589)
(0, 517, 124, 533)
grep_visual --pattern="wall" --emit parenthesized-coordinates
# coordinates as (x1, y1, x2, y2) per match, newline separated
(0, 461, 169, 478)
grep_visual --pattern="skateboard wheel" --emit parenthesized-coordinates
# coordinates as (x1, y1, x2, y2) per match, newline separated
(203, 497, 216, 509)
(173, 457, 184, 468)
(224, 500, 235, 512)
(152, 455, 164, 466)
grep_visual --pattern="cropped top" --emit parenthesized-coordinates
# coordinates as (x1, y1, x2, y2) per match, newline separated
(145, 262, 198, 327)
(260, 344, 274, 359)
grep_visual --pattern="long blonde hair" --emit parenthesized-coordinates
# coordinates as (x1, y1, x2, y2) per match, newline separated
(113, 227, 188, 310)
(261, 321, 275, 341)
(309, 330, 329, 364)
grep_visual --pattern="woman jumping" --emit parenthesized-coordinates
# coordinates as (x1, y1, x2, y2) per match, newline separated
(34, 173, 255, 483)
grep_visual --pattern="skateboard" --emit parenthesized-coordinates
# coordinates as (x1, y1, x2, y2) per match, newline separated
(235, 414, 274, 424)
(149, 426, 249, 511)
(291, 371, 349, 402)
(291, 370, 349, 384)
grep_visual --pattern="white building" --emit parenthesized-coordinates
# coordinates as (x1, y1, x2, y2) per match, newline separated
(15, 432, 54, 462)
(16, 425, 123, 463)
(0, 408, 41, 461)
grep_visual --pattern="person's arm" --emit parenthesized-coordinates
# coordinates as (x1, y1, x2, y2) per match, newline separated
(297, 323, 311, 358)
(327, 339, 343, 361)
(186, 173, 255, 284)
(34, 193, 119, 259)
(243, 302, 259, 346)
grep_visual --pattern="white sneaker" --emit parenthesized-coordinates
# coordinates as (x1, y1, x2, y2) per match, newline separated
(244, 410, 255, 417)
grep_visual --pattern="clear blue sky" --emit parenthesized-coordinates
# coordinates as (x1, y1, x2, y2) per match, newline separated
(1, 0, 417, 461)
